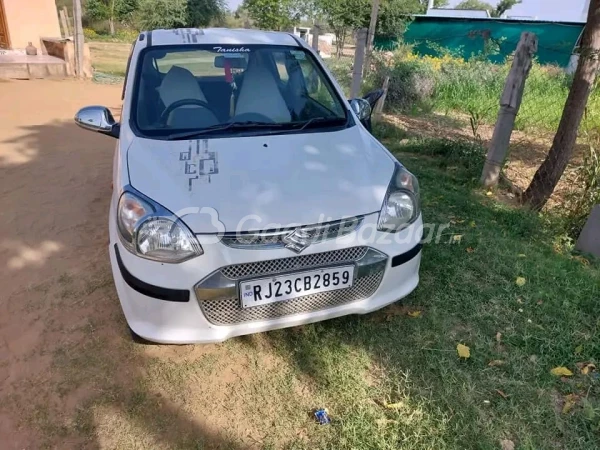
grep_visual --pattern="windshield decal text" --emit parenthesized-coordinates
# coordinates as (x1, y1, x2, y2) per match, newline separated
(213, 46, 250, 53)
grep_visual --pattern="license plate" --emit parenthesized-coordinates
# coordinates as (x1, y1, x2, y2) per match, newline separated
(240, 266, 355, 308)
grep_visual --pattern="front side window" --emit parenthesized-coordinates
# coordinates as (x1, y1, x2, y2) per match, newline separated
(132, 45, 349, 139)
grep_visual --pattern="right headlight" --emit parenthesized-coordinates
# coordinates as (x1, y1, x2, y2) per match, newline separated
(117, 190, 203, 263)
(378, 163, 420, 232)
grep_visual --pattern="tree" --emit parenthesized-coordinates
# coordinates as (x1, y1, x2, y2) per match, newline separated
(321, 0, 369, 57)
(137, 0, 188, 29)
(377, 0, 423, 38)
(85, 0, 138, 35)
(493, 0, 521, 17)
(523, 0, 600, 210)
(136, 0, 224, 29)
(187, 0, 225, 27)
(242, 0, 301, 30)
(455, 0, 493, 12)
(418, 0, 449, 9)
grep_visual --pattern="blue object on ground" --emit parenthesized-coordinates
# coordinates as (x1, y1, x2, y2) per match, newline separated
(314, 408, 331, 425)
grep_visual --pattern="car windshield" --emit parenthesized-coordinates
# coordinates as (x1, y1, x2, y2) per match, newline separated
(132, 44, 349, 138)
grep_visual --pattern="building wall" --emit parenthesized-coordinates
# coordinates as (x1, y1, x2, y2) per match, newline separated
(3, 0, 61, 49)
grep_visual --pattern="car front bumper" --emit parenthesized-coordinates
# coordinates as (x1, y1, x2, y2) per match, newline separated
(109, 213, 422, 344)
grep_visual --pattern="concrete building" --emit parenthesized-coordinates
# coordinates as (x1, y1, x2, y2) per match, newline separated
(0, 0, 61, 50)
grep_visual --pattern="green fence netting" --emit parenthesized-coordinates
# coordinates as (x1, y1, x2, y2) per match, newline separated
(375, 17, 584, 67)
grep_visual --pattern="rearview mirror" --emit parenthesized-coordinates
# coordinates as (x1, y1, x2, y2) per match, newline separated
(214, 55, 248, 69)
(349, 98, 373, 132)
(75, 106, 119, 138)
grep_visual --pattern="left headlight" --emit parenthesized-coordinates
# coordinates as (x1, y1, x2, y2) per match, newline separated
(117, 190, 203, 263)
(378, 163, 420, 232)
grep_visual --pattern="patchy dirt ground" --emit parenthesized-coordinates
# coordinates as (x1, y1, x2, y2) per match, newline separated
(383, 112, 586, 209)
(0, 80, 315, 449)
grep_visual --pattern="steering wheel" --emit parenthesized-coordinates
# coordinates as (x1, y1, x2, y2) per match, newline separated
(159, 98, 219, 125)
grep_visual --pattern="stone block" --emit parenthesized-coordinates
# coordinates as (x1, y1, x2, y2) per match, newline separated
(575, 205, 600, 258)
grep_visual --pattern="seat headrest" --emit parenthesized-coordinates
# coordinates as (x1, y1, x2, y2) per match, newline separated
(158, 66, 207, 108)
(235, 56, 291, 123)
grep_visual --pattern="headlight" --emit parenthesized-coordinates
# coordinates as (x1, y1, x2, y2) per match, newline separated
(378, 163, 420, 232)
(117, 190, 203, 263)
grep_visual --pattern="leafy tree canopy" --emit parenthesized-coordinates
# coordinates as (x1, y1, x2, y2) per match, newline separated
(494, 0, 521, 17)
(85, 0, 138, 23)
(135, 0, 225, 30)
(242, 0, 301, 30)
(456, 0, 521, 17)
(455, 0, 494, 12)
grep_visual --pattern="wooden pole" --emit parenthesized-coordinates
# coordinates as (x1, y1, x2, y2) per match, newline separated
(351, 28, 368, 98)
(59, 8, 69, 38)
(62, 6, 72, 36)
(364, 0, 380, 75)
(373, 76, 389, 114)
(72, 0, 84, 78)
(311, 24, 320, 53)
(480, 32, 538, 187)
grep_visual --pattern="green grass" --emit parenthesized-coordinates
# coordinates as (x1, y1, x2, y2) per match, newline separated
(89, 41, 131, 76)
(251, 121, 600, 449)
(369, 53, 600, 134)
(432, 61, 577, 133)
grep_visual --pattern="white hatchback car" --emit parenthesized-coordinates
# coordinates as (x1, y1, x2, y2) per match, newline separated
(75, 28, 423, 344)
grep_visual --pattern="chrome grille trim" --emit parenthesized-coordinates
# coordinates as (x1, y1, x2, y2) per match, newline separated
(194, 247, 387, 326)
(220, 246, 368, 279)
(200, 271, 383, 325)
(220, 217, 364, 250)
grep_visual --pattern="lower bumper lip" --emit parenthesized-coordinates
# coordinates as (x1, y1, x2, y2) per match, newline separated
(114, 244, 190, 302)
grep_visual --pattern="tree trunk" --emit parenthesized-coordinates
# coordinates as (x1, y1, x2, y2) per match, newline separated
(523, 0, 600, 210)
(109, 18, 115, 35)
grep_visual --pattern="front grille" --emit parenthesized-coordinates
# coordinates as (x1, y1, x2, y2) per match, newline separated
(200, 270, 383, 325)
(220, 217, 363, 250)
(196, 246, 386, 326)
(221, 246, 369, 279)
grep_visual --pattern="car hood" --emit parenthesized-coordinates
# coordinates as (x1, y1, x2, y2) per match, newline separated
(127, 126, 395, 233)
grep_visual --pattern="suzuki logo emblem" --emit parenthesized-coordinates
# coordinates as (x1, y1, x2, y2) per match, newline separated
(282, 228, 314, 253)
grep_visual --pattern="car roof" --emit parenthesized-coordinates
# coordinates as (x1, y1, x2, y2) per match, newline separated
(144, 28, 302, 47)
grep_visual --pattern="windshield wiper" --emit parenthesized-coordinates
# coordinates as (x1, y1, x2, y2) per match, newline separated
(295, 116, 346, 131)
(166, 121, 285, 140)
(166, 117, 347, 140)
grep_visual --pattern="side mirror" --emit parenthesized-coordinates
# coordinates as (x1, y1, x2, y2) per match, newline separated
(75, 106, 119, 138)
(349, 98, 373, 132)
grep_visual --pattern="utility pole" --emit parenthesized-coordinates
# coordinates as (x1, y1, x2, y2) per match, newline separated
(351, 28, 368, 98)
(311, 24, 320, 53)
(72, 0, 84, 78)
(364, 0, 380, 75)
(366, 0, 380, 54)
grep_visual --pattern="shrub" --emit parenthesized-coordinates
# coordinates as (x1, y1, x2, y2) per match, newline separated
(369, 51, 436, 112)
(135, 0, 188, 30)
(326, 58, 353, 96)
(83, 28, 98, 40)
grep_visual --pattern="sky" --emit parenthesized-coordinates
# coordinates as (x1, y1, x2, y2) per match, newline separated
(225, 0, 590, 23)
